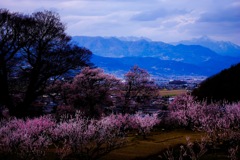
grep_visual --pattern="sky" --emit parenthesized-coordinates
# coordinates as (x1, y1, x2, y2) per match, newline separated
(1, 0, 240, 45)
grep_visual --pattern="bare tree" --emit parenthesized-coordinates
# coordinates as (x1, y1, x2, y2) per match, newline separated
(0, 10, 92, 117)
(0, 9, 30, 113)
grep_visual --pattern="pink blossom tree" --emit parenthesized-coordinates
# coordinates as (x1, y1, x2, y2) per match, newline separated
(52, 112, 127, 159)
(120, 65, 159, 114)
(169, 93, 204, 129)
(48, 67, 120, 118)
(129, 112, 160, 139)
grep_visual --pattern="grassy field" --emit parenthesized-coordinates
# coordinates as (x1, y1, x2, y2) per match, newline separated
(159, 89, 188, 97)
(100, 129, 204, 160)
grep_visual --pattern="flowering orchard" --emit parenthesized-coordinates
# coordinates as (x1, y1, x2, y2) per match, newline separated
(169, 94, 240, 141)
(168, 93, 240, 159)
(1, 94, 240, 159)
(45, 66, 160, 118)
(0, 116, 55, 160)
(0, 112, 160, 160)
(1, 64, 240, 159)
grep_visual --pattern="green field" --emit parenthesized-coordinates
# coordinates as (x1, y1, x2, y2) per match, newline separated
(160, 89, 188, 97)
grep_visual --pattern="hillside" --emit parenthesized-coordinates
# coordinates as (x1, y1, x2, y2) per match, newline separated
(192, 63, 240, 103)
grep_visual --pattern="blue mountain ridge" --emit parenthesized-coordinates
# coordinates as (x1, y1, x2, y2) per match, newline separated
(72, 36, 240, 77)
(174, 36, 240, 57)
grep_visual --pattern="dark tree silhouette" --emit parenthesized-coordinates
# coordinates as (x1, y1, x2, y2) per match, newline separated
(0, 10, 92, 117)
(0, 9, 30, 113)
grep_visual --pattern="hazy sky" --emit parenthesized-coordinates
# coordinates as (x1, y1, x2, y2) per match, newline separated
(1, 0, 240, 44)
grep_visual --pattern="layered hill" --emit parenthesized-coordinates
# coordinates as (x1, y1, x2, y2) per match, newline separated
(91, 55, 207, 77)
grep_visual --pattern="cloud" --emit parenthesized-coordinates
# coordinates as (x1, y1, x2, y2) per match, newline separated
(187, 2, 240, 43)
(198, 5, 240, 23)
(131, 8, 189, 21)
(0, 0, 240, 45)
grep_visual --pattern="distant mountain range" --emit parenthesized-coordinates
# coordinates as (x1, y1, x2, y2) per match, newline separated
(173, 36, 240, 57)
(72, 36, 240, 77)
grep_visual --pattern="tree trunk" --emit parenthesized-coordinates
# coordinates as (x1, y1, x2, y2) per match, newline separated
(13, 66, 42, 117)
(0, 57, 14, 111)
